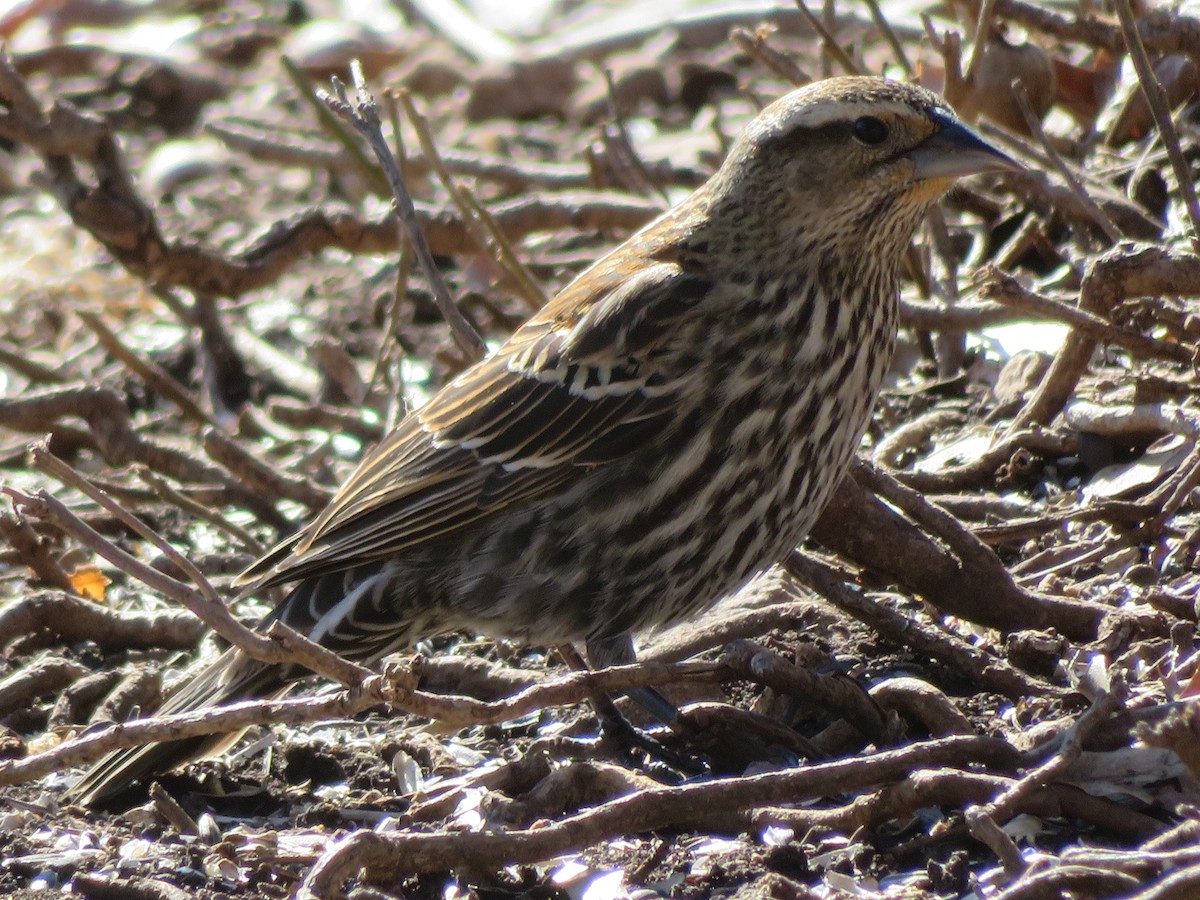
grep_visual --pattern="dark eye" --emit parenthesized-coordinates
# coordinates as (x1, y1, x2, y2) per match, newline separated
(852, 115, 889, 145)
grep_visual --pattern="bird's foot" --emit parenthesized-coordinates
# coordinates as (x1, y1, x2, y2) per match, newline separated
(593, 702, 711, 780)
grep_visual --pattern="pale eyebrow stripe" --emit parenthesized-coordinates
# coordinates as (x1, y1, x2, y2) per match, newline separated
(773, 99, 918, 131)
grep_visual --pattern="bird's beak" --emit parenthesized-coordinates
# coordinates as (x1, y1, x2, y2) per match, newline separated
(906, 112, 1022, 181)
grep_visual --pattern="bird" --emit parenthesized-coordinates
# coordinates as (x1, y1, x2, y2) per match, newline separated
(68, 76, 1018, 806)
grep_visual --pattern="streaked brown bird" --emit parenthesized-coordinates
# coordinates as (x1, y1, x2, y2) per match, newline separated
(70, 76, 1018, 805)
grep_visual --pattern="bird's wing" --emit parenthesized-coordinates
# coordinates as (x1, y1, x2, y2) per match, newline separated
(242, 259, 713, 588)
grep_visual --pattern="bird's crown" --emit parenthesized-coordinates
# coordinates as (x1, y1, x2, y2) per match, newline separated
(749, 76, 951, 145)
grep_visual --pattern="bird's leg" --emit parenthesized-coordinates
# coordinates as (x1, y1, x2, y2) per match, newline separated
(555, 637, 706, 777)
(584, 636, 802, 775)
(583, 632, 680, 725)
(556, 642, 627, 728)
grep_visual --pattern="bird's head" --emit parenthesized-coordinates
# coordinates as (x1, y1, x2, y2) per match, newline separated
(703, 76, 1019, 268)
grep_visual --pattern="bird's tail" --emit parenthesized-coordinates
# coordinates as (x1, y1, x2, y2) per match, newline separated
(64, 648, 285, 807)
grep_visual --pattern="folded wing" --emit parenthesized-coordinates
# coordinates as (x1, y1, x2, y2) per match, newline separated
(241, 259, 714, 589)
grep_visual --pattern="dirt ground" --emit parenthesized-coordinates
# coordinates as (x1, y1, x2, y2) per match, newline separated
(1, 0, 1199, 898)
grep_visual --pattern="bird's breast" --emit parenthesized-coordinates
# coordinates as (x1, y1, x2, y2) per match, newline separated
(679, 271, 898, 556)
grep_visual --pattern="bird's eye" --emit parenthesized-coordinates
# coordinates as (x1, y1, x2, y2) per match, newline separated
(852, 116, 889, 145)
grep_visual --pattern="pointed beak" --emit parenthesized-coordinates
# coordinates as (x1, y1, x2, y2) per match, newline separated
(905, 110, 1023, 181)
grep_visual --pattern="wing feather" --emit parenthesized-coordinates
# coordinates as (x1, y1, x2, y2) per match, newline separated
(241, 257, 713, 589)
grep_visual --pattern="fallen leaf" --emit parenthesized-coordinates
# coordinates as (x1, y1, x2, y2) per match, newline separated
(69, 565, 110, 602)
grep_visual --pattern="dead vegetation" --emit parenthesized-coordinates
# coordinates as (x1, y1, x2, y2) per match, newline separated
(0, 0, 1199, 897)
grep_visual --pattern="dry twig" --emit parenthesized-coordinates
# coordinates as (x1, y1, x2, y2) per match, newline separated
(321, 63, 486, 362)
